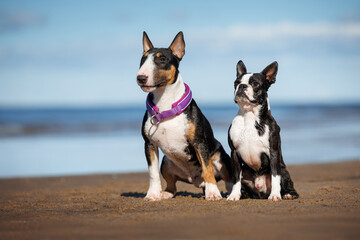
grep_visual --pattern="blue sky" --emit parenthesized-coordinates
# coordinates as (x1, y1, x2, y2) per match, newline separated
(0, 0, 360, 107)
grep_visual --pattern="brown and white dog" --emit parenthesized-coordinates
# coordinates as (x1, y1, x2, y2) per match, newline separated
(136, 32, 241, 201)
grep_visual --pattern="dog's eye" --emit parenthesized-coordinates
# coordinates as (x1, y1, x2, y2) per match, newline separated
(252, 82, 260, 88)
(159, 56, 167, 63)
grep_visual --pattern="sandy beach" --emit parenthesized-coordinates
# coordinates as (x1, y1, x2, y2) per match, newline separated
(0, 160, 359, 239)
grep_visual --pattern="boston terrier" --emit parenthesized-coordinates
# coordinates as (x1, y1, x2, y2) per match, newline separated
(137, 32, 241, 201)
(228, 60, 299, 201)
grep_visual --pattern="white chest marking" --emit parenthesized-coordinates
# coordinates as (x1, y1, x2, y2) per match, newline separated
(230, 112, 270, 171)
(145, 112, 190, 163)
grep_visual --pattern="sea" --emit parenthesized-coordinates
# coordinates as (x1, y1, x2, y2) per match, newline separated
(0, 104, 359, 178)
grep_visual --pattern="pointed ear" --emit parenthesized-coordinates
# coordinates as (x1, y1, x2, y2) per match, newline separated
(261, 61, 278, 85)
(142, 31, 153, 54)
(169, 31, 185, 60)
(236, 60, 247, 78)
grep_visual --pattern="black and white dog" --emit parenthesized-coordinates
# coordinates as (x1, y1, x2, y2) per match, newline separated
(137, 32, 241, 201)
(228, 60, 299, 201)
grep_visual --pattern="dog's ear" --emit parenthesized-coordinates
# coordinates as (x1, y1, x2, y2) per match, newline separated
(169, 31, 185, 60)
(261, 61, 278, 85)
(236, 60, 247, 78)
(142, 31, 154, 54)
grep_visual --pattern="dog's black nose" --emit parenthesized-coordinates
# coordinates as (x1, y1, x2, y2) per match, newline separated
(137, 75, 148, 84)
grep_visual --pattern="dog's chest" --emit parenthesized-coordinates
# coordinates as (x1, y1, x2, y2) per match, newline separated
(230, 114, 270, 171)
(144, 113, 190, 161)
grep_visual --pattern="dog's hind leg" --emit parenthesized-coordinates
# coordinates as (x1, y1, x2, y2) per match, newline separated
(194, 147, 222, 200)
(160, 156, 178, 199)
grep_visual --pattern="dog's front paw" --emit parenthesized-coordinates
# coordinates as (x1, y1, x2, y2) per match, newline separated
(161, 191, 174, 200)
(144, 192, 162, 201)
(206, 191, 222, 201)
(226, 181, 241, 201)
(268, 193, 282, 202)
(205, 183, 222, 201)
(226, 192, 241, 201)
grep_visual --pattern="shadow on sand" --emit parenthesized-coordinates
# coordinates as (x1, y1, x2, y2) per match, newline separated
(120, 191, 205, 199)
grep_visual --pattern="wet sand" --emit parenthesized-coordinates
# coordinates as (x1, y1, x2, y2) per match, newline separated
(1, 160, 359, 239)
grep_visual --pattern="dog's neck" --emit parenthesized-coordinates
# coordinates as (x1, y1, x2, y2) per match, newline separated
(237, 98, 270, 124)
(151, 73, 185, 112)
(238, 97, 270, 113)
(238, 103, 262, 119)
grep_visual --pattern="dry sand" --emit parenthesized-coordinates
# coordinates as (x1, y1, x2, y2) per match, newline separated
(1, 160, 359, 239)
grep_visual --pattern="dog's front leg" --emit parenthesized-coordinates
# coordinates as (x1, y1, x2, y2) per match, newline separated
(194, 148, 222, 201)
(268, 173, 281, 201)
(268, 129, 282, 202)
(226, 149, 242, 201)
(144, 142, 162, 201)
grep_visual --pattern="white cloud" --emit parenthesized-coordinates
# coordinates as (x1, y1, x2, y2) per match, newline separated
(227, 21, 360, 39)
(187, 21, 360, 52)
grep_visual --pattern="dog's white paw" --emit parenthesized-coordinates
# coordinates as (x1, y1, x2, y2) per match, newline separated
(226, 193, 241, 201)
(268, 193, 282, 202)
(161, 191, 174, 200)
(205, 183, 222, 201)
(144, 192, 162, 201)
(226, 181, 241, 201)
(206, 191, 222, 201)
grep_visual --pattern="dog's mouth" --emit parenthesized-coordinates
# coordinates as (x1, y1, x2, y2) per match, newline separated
(235, 92, 256, 104)
(235, 91, 249, 101)
(139, 80, 167, 90)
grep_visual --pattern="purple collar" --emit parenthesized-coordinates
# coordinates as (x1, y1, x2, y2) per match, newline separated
(146, 83, 192, 125)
